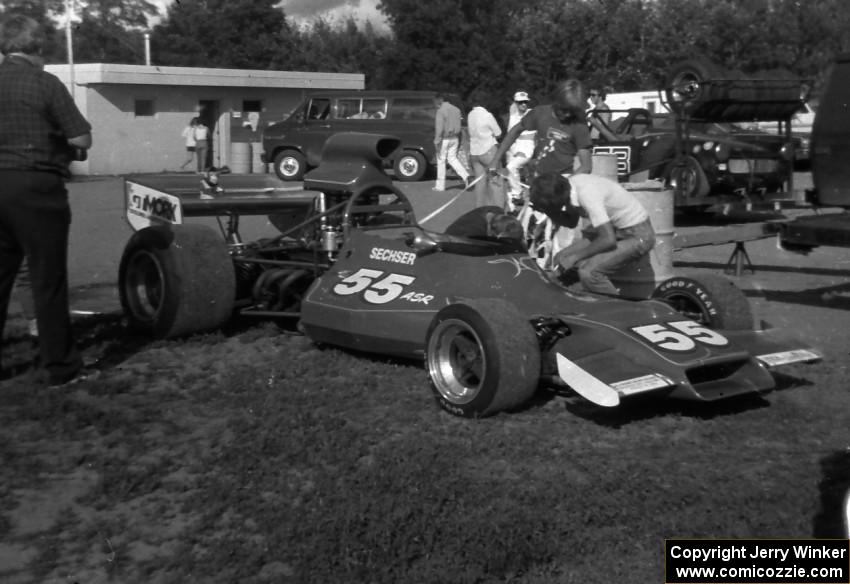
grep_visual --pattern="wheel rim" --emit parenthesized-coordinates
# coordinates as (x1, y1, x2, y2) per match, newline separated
(670, 163, 699, 197)
(670, 71, 701, 105)
(427, 318, 486, 405)
(124, 250, 165, 324)
(398, 156, 420, 178)
(279, 156, 300, 177)
(660, 293, 709, 325)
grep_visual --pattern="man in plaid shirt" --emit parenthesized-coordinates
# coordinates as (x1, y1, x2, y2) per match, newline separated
(0, 14, 93, 386)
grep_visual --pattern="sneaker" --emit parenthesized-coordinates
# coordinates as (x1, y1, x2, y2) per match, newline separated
(48, 368, 101, 389)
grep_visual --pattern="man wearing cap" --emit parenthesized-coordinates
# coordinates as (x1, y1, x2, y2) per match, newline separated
(490, 79, 592, 178)
(504, 91, 536, 209)
(528, 172, 655, 296)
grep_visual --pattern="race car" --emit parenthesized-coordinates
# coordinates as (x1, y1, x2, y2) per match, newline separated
(119, 133, 820, 417)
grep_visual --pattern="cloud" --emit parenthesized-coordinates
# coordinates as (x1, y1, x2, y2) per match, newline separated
(280, 0, 389, 30)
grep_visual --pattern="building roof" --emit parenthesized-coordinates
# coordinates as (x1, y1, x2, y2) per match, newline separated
(44, 63, 364, 90)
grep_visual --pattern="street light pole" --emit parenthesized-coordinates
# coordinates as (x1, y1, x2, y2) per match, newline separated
(64, 0, 76, 100)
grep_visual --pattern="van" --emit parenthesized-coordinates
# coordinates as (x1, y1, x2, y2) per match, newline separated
(261, 90, 445, 182)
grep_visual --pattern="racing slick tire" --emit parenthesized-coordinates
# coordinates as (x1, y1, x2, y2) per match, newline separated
(119, 224, 236, 339)
(664, 59, 724, 115)
(425, 298, 541, 417)
(273, 149, 306, 181)
(393, 150, 427, 182)
(652, 273, 753, 331)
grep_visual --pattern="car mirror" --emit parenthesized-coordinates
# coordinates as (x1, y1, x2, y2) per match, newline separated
(404, 231, 440, 257)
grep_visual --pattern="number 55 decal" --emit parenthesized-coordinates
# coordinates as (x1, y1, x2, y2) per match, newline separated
(333, 268, 416, 305)
(631, 320, 729, 352)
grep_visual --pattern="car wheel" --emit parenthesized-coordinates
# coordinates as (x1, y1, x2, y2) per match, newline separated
(425, 298, 540, 417)
(665, 59, 724, 114)
(652, 273, 753, 330)
(119, 224, 236, 338)
(274, 150, 306, 181)
(393, 151, 427, 182)
(666, 156, 707, 199)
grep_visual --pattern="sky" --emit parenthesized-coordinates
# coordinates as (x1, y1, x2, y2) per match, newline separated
(152, 0, 389, 32)
(279, 0, 389, 31)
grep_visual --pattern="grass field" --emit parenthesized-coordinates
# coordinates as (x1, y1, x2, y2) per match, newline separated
(1, 175, 849, 583)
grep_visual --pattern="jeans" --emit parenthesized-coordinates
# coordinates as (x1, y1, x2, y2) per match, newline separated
(568, 219, 656, 296)
(435, 137, 468, 190)
(0, 170, 82, 382)
(469, 144, 505, 209)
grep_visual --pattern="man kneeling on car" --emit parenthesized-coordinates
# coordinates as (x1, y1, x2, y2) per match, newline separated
(529, 173, 655, 296)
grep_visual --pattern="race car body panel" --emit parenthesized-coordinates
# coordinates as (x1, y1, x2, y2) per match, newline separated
(300, 224, 820, 405)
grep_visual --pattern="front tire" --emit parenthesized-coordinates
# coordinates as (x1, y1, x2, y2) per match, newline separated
(652, 273, 753, 330)
(425, 299, 540, 417)
(273, 149, 306, 181)
(394, 150, 427, 181)
(119, 224, 236, 338)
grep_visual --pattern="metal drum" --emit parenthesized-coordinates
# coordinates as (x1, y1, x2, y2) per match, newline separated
(230, 142, 252, 174)
(609, 181, 675, 299)
(591, 153, 619, 182)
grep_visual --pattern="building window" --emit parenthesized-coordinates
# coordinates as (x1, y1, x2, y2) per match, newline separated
(134, 99, 155, 117)
(243, 100, 262, 112)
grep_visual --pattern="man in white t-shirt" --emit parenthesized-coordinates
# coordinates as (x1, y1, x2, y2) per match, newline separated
(528, 172, 655, 295)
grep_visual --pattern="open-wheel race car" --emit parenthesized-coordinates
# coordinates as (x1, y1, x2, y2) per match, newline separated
(119, 133, 820, 417)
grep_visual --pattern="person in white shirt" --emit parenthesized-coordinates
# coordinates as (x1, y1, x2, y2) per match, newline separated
(180, 118, 197, 170)
(193, 118, 210, 173)
(504, 91, 536, 208)
(528, 172, 655, 296)
(467, 103, 503, 208)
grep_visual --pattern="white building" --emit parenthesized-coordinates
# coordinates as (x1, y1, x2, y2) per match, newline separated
(44, 63, 365, 175)
(605, 90, 670, 114)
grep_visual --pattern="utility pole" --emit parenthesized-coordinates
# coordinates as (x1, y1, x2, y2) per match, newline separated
(63, 0, 84, 100)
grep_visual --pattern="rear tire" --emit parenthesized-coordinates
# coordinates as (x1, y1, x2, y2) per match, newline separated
(394, 150, 427, 181)
(119, 224, 236, 338)
(652, 273, 753, 330)
(274, 149, 306, 181)
(425, 299, 540, 417)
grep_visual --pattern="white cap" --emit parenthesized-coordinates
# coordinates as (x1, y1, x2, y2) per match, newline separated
(513, 91, 530, 103)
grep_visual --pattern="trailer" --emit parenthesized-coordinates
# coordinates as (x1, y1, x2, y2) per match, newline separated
(775, 54, 850, 250)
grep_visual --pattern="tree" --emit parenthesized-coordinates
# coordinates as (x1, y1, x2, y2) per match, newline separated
(377, 0, 521, 110)
(151, 0, 295, 69)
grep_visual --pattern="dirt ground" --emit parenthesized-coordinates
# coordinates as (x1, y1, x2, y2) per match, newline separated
(1, 173, 848, 583)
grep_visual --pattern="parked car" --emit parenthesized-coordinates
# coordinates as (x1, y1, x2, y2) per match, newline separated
(590, 108, 797, 209)
(261, 90, 449, 182)
(744, 100, 816, 169)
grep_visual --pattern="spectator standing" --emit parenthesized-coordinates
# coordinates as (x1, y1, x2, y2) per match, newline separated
(467, 102, 503, 208)
(180, 117, 197, 170)
(587, 86, 612, 140)
(433, 93, 470, 191)
(491, 78, 592, 177)
(0, 14, 93, 385)
(504, 91, 536, 209)
(193, 117, 210, 173)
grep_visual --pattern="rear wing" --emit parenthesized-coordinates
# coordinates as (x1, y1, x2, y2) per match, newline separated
(124, 174, 317, 232)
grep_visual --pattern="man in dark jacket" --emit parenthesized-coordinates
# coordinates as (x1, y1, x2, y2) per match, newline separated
(0, 14, 93, 385)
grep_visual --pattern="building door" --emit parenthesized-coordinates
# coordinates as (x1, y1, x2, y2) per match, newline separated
(198, 100, 220, 169)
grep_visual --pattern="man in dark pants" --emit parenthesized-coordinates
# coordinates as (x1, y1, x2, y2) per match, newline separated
(0, 14, 93, 385)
